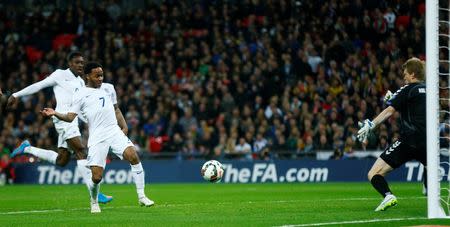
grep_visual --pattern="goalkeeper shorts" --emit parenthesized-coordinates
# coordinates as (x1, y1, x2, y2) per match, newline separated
(380, 139, 426, 169)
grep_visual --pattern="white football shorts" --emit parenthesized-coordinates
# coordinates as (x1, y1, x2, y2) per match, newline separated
(52, 116, 81, 151)
(86, 129, 135, 168)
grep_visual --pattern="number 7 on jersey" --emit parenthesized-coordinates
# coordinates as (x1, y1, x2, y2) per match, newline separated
(99, 97, 105, 107)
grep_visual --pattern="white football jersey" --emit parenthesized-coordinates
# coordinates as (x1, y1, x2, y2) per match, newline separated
(13, 69, 85, 113)
(100, 83, 118, 105)
(70, 85, 119, 147)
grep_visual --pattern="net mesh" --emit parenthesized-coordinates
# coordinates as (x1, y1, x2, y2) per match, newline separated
(438, 0, 450, 215)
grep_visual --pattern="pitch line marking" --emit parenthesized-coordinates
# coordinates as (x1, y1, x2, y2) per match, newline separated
(0, 196, 426, 215)
(274, 217, 429, 227)
(1, 209, 64, 215)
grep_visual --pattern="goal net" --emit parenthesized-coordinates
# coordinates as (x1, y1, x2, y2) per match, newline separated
(427, 0, 450, 218)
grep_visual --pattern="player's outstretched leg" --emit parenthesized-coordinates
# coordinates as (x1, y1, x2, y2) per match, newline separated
(11, 140, 59, 164)
(123, 146, 154, 207)
(11, 140, 113, 204)
(10, 140, 30, 158)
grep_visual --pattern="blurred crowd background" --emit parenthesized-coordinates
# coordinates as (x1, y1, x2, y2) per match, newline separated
(1, 0, 447, 171)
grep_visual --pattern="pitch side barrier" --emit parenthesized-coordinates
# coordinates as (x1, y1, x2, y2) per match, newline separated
(11, 159, 433, 184)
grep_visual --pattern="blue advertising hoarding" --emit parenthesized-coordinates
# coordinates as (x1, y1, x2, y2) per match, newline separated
(12, 159, 432, 184)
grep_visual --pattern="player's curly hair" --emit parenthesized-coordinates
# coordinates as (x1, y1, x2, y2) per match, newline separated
(84, 62, 103, 75)
(402, 57, 425, 81)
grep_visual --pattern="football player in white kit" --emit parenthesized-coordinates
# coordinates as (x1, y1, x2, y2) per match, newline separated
(41, 62, 154, 213)
(6, 52, 113, 203)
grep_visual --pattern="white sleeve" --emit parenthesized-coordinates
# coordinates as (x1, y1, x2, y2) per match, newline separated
(76, 97, 87, 123)
(69, 94, 83, 116)
(13, 73, 58, 98)
(110, 84, 118, 105)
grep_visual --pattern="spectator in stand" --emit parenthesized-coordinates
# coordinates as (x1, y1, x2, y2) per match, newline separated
(301, 135, 315, 158)
(234, 137, 252, 161)
(165, 111, 184, 140)
(253, 133, 269, 159)
(342, 136, 357, 159)
(179, 107, 198, 136)
(316, 134, 333, 150)
(224, 129, 238, 159)
(164, 133, 184, 154)
(211, 135, 227, 160)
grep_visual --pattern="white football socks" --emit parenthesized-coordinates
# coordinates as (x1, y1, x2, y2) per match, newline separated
(24, 146, 57, 164)
(77, 159, 93, 190)
(88, 179, 100, 203)
(131, 162, 146, 198)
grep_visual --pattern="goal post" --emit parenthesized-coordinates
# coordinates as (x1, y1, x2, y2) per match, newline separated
(427, 0, 449, 218)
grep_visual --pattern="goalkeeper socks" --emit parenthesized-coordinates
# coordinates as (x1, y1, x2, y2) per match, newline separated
(25, 146, 57, 164)
(77, 159, 92, 188)
(131, 162, 146, 198)
(371, 174, 392, 197)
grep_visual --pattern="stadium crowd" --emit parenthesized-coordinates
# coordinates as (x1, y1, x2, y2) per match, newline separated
(0, 0, 436, 165)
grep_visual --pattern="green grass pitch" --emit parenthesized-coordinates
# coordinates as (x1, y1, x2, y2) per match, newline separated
(0, 182, 449, 226)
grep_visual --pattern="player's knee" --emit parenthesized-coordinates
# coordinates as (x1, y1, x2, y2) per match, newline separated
(92, 174, 102, 184)
(367, 172, 374, 181)
(368, 168, 380, 180)
(124, 147, 140, 164)
(68, 139, 86, 158)
(128, 154, 140, 164)
(56, 155, 69, 167)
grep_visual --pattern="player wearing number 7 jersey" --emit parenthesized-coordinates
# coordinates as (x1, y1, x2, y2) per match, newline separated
(6, 52, 112, 203)
(41, 62, 154, 213)
(356, 57, 426, 212)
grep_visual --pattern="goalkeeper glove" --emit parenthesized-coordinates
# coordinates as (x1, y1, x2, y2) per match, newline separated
(357, 119, 375, 142)
(383, 90, 393, 103)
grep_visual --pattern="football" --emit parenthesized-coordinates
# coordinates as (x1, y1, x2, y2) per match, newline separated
(201, 160, 225, 183)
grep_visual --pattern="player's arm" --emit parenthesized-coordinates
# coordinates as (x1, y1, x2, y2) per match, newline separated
(40, 108, 77, 122)
(371, 106, 396, 126)
(114, 104, 128, 135)
(357, 104, 396, 143)
(41, 91, 82, 122)
(358, 86, 406, 142)
(7, 75, 57, 109)
(108, 84, 128, 135)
